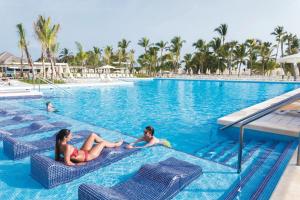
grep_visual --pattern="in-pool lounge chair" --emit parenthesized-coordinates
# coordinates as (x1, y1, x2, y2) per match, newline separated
(78, 157, 202, 200)
(0, 114, 48, 127)
(3, 130, 93, 160)
(0, 121, 71, 140)
(31, 143, 140, 189)
(0, 109, 31, 117)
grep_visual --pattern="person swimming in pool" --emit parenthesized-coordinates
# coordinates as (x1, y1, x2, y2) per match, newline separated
(55, 129, 123, 166)
(46, 101, 57, 112)
(126, 126, 171, 149)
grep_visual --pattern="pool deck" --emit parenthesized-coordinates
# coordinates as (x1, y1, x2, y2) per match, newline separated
(271, 149, 300, 199)
(0, 79, 134, 98)
(218, 88, 300, 199)
(218, 88, 300, 137)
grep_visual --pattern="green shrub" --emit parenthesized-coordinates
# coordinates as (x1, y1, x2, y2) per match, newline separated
(20, 79, 65, 84)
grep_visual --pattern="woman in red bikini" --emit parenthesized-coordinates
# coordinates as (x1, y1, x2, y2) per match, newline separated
(55, 129, 123, 166)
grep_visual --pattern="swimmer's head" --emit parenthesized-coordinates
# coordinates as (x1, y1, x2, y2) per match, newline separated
(144, 126, 154, 136)
(46, 101, 51, 107)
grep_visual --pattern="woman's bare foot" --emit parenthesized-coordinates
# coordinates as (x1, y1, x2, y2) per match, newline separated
(115, 140, 123, 147)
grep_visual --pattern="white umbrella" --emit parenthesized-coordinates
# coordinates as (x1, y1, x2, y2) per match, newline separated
(278, 53, 300, 63)
(278, 53, 300, 79)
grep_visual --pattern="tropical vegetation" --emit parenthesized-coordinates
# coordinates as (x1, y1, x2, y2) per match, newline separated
(16, 16, 300, 80)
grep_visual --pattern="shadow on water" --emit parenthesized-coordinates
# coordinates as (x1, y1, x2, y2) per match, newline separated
(0, 162, 42, 189)
(0, 147, 10, 161)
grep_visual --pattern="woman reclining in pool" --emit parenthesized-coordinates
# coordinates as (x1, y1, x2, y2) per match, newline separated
(55, 129, 123, 166)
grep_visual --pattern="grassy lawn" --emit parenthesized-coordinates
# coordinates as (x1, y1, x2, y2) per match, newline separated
(134, 74, 153, 78)
(20, 79, 65, 84)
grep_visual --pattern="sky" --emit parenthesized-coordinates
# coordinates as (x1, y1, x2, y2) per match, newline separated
(1, 0, 300, 59)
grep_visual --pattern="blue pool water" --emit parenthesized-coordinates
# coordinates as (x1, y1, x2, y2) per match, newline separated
(22, 79, 300, 154)
(0, 79, 299, 200)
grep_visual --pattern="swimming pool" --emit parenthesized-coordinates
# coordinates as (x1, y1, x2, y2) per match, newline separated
(0, 79, 299, 199)
(22, 79, 300, 153)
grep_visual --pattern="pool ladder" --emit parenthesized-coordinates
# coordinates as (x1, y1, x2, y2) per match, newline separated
(220, 92, 300, 173)
(34, 77, 73, 96)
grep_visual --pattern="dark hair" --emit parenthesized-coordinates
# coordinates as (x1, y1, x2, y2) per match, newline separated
(46, 101, 51, 106)
(145, 126, 154, 136)
(55, 129, 71, 161)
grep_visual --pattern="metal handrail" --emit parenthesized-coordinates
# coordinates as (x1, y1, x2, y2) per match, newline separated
(220, 92, 300, 173)
(36, 77, 73, 96)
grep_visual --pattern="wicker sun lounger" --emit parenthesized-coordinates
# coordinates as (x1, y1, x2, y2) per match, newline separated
(0, 114, 48, 127)
(0, 109, 31, 117)
(0, 121, 71, 140)
(31, 143, 140, 189)
(78, 157, 202, 200)
(3, 130, 94, 160)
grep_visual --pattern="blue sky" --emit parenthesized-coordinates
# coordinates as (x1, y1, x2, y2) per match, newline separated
(1, 0, 300, 59)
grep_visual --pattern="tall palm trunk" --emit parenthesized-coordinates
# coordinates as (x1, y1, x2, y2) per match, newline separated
(160, 50, 163, 67)
(46, 48, 56, 81)
(20, 50, 24, 78)
(238, 63, 241, 77)
(41, 51, 46, 78)
(24, 45, 35, 79)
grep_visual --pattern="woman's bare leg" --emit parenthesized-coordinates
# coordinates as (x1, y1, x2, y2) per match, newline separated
(87, 140, 123, 161)
(100, 140, 123, 148)
(86, 143, 105, 161)
(81, 133, 104, 151)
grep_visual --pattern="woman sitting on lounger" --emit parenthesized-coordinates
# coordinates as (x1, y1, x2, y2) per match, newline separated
(55, 129, 123, 166)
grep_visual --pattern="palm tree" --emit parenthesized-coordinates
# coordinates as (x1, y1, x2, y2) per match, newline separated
(245, 39, 259, 75)
(258, 42, 273, 75)
(103, 46, 113, 65)
(192, 39, 207, 74)
(271, 26, 286, 59)
(183, 53, 192, 74)
(233, 44, 247, 76)
(59, 48, 73, 63)
(93, 46, 101, 67)
(34, 17, 47, 78)
(128, 49, 135, 73)
(34, 15, 60, 80)
(16, 23, 34, 79)
(271, 26, 286, 75)
(75, 42, 88, 67)
(17, 26, 26, 77)
(210, 37, 222, 74)
(138, 37, 150, 53)
(148, 46, 159, 73)
(155, 41, 168, 67)
(118, 39, 131, 67)
(214, 24, 228, 45)
(170, 36, 186, 71)
(284, 33, 300, 55)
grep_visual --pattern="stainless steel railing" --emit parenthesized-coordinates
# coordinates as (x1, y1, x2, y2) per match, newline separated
(220, 92, 300, 173)
(35, 77, 73, 96)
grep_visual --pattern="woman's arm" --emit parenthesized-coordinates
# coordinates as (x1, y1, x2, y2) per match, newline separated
(64, 145, 75, 166)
